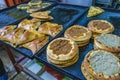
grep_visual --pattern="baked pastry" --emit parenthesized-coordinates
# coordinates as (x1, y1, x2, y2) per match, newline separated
(21, 35, 49, 54)
(17, 4, 29, 10)
(2, 28, 44, 46)
(88, 20, 114, 38)
(64, 25, 92, 47)
(28, 0, 42, 6)
(41, 2, 51, 8)
(18, 19, 41, 32)
(94, 34, 120, 53)
(47, 38, 79, 67)
(82, 50, 120, 80)
(38, 22, 62, 37)
(26, 6, 41, 13)
(1, 28, 25, 46)
(30, 11, 53, 21)
(87, 6, 104, 18)
(0, 25, 16, 39)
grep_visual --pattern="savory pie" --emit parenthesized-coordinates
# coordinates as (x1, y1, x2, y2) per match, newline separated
(64, 25, 92, 47)
(21, 35, 49, 54)
(47, 38, 79, 67)
(82, 50, 120, 80)
(28, 0, 42, 6)
(0, 25, 16, 39)
(2, 28, 44, 46)
(88, 20, 114, 38)
(18, 19, 41, 33)
(17, 4, 29, 10)
(41, 2, 51, 8)
(38, 22, 62, 37)
(94, 34, 120, 53)
(87, 6, 104, 18)
(26, 6, 41, 13)
(30, 11, 53, 21)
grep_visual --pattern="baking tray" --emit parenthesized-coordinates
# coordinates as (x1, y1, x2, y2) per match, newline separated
(0, 3, 88, 58)
(0, 1, 57, 28)
(34, 8, 120, 80)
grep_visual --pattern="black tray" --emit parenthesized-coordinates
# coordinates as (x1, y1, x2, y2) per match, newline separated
(34, 8, 120, 80)
(0, 3, 88, 58)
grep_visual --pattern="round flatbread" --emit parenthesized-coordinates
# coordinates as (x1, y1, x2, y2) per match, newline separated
(47, 38, 79, 61)
(94, 34, 120, 53)
(64, 25, 92, 46)
(65, 25, 92, 41)
(84, 50, 120, 80)
(88, 20, 114, 38)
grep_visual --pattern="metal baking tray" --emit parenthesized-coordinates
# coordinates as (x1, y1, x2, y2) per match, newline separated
(34, 8, 120, 80)
(0, 1, 57, 28)
(0, 3, 88, 58)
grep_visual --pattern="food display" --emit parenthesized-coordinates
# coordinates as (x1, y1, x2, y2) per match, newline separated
(47, 38, 79, 67)
(38, 22, 62, 37)
(0, 10, 63, 54)
(81, 50, 120, 80)
(64, 25, 92, 47)
(2, 1, 120, 79)
(87, 6, 104, 18)
(94, 34, 120, 53)
(88, 20, 114, 38)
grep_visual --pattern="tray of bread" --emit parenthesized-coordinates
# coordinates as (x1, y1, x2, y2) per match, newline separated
(0, 3, 88, 58)
(34, 6, 120, 79)
(0, 0, 56, 28)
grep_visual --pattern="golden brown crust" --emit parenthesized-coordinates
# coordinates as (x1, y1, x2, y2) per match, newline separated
(76, 39, 90, 47)
(47, 38, 79, 61)
(94, 34, 120, 53)
(48, 55, 79, 68)
(0, 25, 16, 39)
(64, 25, 92, 41)
(21, 36, 49, 54)
(88, 20, 114, 38)
(81, 61, 97, 80)
(83, 50, 120, 80)
(30, 11, 53, 20)
(38, 22, 62, 37)
(47, 53, 78, 65)
(18, 19, 40, 32)
(64, 25, 91, 46)
(2, 28, 44, 46)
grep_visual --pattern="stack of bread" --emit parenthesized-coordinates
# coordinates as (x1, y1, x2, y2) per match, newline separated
(88, 20, 114, 38)
(81, 50, 120, 80)
(47, 38, 79, 67)
(64, 25, 92, 47)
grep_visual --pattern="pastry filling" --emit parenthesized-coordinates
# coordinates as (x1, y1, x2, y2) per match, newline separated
(97, 34, 120, 48)
(68, 27, 87, 37)
(93, 21, 111, 30)
(88, 50, 120, 76)
(50, 39, 72, 55)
